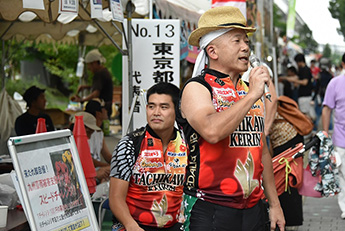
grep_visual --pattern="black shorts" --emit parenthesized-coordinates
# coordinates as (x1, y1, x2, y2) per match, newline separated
(112, 222, 182, 231)
(185, 196, 267, 231)
(139, 222, 182, 231)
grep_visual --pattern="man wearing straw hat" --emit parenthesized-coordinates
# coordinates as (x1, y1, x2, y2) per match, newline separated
(179, 6, 285, 231)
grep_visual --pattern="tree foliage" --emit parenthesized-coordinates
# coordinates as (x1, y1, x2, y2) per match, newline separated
(329, 0, 345, 42)
(273, 3, 318, 53)
(2, 40, 120, 93)
(295, 24, 319, 54)
(323, 44, 332, 58)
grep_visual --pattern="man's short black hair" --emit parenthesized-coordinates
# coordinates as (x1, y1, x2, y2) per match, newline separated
(287, 66, 297, 75)
(146, 82, 180, 108)
(85, 100, 102, 117)
(342, 53, 345, 63)
(23, 85, 45, 107)
(294, 53, 305, 63)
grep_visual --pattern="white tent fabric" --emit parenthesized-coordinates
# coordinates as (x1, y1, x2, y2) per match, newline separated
(0, 89, 22, 154)
(155, 0, 210, 29)
(0, 0, 208, 45)
(0, 0, 148, 46)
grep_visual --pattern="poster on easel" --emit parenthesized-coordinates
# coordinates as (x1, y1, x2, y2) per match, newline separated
(7, 129, 99, 231)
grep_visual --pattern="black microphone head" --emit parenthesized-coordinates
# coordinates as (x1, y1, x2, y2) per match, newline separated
(249, 55, 261, 68)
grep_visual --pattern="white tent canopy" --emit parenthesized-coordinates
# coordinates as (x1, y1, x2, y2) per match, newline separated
(0, 0, 209, 46)
(0, 0, 149, 47)
(155, 0, 210, 29)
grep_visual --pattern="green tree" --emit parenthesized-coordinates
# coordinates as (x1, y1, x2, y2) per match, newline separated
(323, 44, 332, 58)
(329, 0, 345, 42)
(273, 4, 286, 35)
(273, 3, 318, 53)
(1, 40, 120, 110)
(297, 24, 319, 53)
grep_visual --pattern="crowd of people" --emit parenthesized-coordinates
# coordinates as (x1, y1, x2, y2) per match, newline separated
(11, 5, 345, 231)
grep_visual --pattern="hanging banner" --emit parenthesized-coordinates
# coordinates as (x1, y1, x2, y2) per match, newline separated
(23, 0, 45, 10)
(286, 0, 296, 38)
(91, 0, 103, 19)
(58, 0, 78, 14)
(122, 19, 180, 130)
(211, 0, 246, 19)
(110, 0, 124, 22)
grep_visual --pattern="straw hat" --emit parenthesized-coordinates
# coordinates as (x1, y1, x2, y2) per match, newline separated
(188, 6, 256, 47)
(72, 112, 101, 131)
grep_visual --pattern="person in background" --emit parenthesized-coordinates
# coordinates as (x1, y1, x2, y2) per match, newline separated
(279, 66, 299, 102)
(313, 57, 333, 131)
(15, 85, 55, 135)
(85, 99, 112, 171)
(109, 82, 187, 231)
(71, 49, 113, 118)
(269, 99, 304, 230)
(283, 54, 314, 120)
(71, 111, 110, 183)
(310, 59, 320, 87)
(179, 6, 285, 231)
(335, 63, 343, 76)
(322, 53, 345, 219)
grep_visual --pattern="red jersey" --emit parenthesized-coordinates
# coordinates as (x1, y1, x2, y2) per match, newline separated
(180, 69, 265, 209)
(111, 126, 188, 228)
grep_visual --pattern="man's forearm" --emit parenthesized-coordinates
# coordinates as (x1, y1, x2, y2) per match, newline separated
(109, 178, 143, 231)
(81, 90, 100, 102)
(322, 106, 332, 133)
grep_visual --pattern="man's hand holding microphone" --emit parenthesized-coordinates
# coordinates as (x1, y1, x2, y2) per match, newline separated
(249, 54, 272, 102)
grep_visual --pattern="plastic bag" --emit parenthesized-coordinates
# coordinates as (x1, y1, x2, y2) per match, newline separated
(0, 183, 19, 209)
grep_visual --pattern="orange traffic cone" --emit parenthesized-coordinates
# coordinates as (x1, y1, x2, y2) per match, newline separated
(36, 118, 47, 133)
(73, 115, 97, 194)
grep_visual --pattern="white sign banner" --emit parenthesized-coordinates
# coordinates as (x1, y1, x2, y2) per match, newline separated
(59, 0, 79, 14)
(110, 0, 124, 22)
(91, 0, 103, 19)
(23, 0, 45, 10)
(8, 130, 99, 231)
(18, 145, 93, 230)
(122, 19, 180, 131)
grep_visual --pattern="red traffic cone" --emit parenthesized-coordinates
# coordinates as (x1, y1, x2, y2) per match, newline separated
(36, 118, 47, 133)
(73, 115, 97, 194)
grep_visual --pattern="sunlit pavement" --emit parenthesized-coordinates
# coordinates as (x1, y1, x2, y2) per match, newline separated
(297, 195, 345, 231)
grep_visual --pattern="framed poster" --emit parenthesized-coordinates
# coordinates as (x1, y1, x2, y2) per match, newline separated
(7, 129, 99, 231)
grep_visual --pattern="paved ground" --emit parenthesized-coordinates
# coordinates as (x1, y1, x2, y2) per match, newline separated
(298, 196, 345, 231)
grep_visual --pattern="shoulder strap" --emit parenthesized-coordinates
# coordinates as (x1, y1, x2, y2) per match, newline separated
(128, 126, 146, 160)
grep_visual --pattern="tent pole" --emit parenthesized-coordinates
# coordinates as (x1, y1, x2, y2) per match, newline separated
(126, 0, 135, 133)
(92, 19, 127, 55)
(149, 0, 153, 19)
(1, 40, 5, 90)
(78, 3, 127, 55)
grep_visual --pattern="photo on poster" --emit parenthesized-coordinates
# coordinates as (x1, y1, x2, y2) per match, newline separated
(50, 149, 86, 216)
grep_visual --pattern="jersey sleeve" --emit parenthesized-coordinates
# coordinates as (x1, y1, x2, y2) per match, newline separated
(110, 135, 136, 181)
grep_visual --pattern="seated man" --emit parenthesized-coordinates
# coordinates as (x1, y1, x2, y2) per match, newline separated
(109, 82, 187, 231)
(15, 85, 55, 135)
(85, 99, 112, 171)
(72, 111, 110, 183)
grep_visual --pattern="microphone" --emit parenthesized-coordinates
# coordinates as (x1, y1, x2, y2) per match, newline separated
(249, 55, 272, 102)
